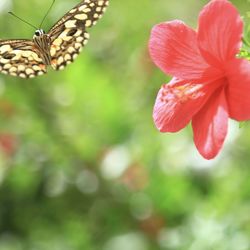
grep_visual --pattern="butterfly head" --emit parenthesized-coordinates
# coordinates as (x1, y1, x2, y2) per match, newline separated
(34, 29, 45, 38)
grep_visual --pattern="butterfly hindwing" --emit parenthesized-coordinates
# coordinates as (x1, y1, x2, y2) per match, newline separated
(0, 40, 47, 78)
(48, 0, 109, 70)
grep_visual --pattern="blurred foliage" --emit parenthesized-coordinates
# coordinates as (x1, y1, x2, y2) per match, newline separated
(0, 0, 250, 250)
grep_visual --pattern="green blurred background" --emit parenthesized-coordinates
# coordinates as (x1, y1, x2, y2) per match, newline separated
(0, 0, 249, 249)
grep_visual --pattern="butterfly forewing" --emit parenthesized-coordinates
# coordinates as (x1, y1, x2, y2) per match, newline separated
(48, 0, 109, 70)
(0, 40, 47, 78)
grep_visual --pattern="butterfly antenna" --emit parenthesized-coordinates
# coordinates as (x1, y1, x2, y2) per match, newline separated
(8, 12, 38, 30)
(39, 0, 55, 29)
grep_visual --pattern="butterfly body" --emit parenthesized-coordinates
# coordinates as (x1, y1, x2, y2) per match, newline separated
(33, 29, 51, 65)
(0, 0, 109, 78)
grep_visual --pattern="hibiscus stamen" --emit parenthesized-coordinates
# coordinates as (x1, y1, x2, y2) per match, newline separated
(159, 83, 203, 104)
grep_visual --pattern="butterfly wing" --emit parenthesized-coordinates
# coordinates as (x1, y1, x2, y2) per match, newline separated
(48, 0, 109, 70)
(0, 40, 47, 78)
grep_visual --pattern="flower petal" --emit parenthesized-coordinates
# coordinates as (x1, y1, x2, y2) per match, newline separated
(149, 20, 221, 82)
(192, 88, 228, 160)
(226, 59, 250, 121)
(153, 78, 217, 132)
(198, 0, 243, 67)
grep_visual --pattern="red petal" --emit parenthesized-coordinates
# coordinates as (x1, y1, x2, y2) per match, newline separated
(198, 0, 243, 67)
(153, 78, 216, 132)
(192, 88, 228, 160)
(149, 21, 221, 82)
(226, 59, 250, 121)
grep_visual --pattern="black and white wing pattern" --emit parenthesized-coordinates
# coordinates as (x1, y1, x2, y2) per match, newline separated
(0, 40, 47, 78)
(0, 0, 109, 78)
(48, 0, 109, 70)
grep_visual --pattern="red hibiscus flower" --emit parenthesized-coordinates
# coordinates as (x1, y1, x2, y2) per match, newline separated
(149, 0, 250, 159)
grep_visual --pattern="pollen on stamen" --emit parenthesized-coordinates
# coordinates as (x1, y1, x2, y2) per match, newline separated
(160, 97, 166, 103)
(159, 83, 199, 105)
(176, 84, 200, 103)
(161, 90, 167, 96)
(159, 85, 174, 104)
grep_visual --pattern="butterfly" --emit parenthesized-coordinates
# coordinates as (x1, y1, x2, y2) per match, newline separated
(0, 0, 109, 78)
